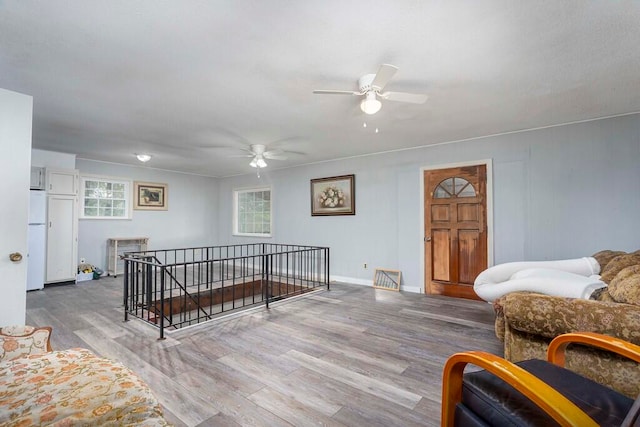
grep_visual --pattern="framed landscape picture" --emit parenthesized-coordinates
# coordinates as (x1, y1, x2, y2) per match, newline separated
(133, 181, 168, 211)
(310, 174, 355, 216)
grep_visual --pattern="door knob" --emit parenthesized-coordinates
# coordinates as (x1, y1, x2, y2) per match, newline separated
(9, 252, 23, 262)
(424, 236, 431, 242)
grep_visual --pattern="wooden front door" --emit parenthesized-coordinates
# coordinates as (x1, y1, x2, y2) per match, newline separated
(424, 165, 487, 300)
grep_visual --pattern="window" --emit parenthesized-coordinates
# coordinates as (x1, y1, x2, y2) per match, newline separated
(433, 177, 476, 198)
(233, 187, 272, 237)
(80, 176, 132, 219)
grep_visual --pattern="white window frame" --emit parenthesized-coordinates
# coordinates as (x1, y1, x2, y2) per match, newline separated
(80, 175, 132, 220)
(233, 186, 272, 237)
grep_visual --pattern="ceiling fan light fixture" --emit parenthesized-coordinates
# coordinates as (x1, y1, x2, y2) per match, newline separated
(136, 153, 152, 162)
(250, 156, 267, 168)
(360, 92, 382, 115)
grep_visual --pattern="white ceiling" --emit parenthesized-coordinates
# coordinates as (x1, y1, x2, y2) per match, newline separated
(1, 1, 639, 177)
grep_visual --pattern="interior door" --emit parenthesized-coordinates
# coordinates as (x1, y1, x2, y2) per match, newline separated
(0, 88, 32, 324)
(46, 195, 78, 283)
(424, 165, 487, 299)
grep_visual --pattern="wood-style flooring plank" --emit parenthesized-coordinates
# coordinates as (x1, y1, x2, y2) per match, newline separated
(247, 386, 346, 427)
(174, 368, 291, 427)
(283, 349, 423, 410)
(217, 353, 344, 417)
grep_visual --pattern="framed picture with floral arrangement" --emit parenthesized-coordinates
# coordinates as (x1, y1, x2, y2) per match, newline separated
(310, 174, 355, 216)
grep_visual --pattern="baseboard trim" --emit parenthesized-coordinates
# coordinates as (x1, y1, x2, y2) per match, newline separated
(330, 275, 372, 287)
(330, 275, 423, 294)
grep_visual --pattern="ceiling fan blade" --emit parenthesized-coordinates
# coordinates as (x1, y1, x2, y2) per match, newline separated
(264, 154, 288, 160)
(227, 154, 254, 158)
(265, 148, 306, 157)
(267, 137, 306, 148)
(381, 91, 428, 104)
(313, 90, 360, 95)
(263, 149, 284, 156)
(371, 64, 399, 91)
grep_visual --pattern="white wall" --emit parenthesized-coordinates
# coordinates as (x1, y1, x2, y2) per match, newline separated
(217, 113, 640, 292)
(75, 160, 218, 270)
(31, 149, 76, 169)
(0, 88, 32, 325)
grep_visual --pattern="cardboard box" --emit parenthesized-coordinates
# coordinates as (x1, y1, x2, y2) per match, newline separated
(76, 272, 93, 282)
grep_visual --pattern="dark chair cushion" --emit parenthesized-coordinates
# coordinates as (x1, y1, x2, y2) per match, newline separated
(460, 359, 633, 427)
(454, 404, 490, 427)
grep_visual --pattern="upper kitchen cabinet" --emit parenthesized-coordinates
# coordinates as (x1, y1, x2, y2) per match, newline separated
(30, 166, 45, 190)
(46, 168, 79, 195)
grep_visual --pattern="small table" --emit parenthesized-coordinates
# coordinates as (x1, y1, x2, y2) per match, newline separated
(107, 237, 148, 277)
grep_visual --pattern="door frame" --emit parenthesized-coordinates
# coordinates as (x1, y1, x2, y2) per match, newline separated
(419, 159, 494, 294)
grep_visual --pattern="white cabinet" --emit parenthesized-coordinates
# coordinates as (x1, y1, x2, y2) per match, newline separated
(46, 169, 79, 195)
(30, 167, 46, 190)
(46, 195, 78, 283)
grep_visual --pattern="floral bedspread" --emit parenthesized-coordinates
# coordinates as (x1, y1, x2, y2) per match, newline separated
(0, 348, 170, 426)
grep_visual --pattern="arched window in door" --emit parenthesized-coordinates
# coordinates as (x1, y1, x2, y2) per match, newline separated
(433, 177, 476, 198)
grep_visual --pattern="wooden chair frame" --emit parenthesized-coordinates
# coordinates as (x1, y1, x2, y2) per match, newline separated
(441, 332, 640, 427)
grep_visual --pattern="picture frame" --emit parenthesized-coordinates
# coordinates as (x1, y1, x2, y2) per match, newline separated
(310, 174, 355, 216)
(133, 181, 168, 211)
(373, 268, 402, 292)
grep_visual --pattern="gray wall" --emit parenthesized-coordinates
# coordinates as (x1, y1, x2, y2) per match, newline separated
(76, 160, 218, 270)
(217, 113, 640, 291)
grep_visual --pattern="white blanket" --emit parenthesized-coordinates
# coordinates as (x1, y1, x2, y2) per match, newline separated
(474, 257, 605, 302)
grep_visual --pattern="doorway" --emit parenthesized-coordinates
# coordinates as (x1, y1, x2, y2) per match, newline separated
(423, 163, 489, 300)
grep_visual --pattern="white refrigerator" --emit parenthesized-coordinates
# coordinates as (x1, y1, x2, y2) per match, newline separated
(27, 190, 46, 291)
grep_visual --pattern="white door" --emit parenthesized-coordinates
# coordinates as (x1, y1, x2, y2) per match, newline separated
(46, 195, 78, 283)
(0, 88, 33, 324)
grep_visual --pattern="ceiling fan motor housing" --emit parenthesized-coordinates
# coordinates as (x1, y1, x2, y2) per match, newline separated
(358, 74, 379, 93)
(250, 144, 266, 154)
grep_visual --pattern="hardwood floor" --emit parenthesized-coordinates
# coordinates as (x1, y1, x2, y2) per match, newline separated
(26, 276, 502, 426)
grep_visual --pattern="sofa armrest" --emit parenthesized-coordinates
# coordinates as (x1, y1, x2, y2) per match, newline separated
(501, 293, 640, 344)
(0, 325, 52, 361)
(493, 298, 506, 341)
(548, 332, 640, 366)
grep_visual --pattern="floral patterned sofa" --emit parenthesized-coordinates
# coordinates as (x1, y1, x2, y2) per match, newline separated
(0, 326, 170, 426)
(494, 250, 640, 398)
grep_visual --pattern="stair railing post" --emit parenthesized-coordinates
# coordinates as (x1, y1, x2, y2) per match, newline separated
(265, 253, 271, 309)
(326, 247, 330, 290)
(123, 256, 129, 321)
(159, 264, 166, 340)
(145, 256, 153, 313)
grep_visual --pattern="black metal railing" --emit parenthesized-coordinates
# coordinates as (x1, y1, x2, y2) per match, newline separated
(123, 243, 330, 339)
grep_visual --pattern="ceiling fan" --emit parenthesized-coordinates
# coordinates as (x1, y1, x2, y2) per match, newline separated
(313, 64, 428, 115)
(226, 144, 297, 169)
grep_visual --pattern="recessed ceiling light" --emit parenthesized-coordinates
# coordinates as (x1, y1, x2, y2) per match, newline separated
(136, 154, 152, 162)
